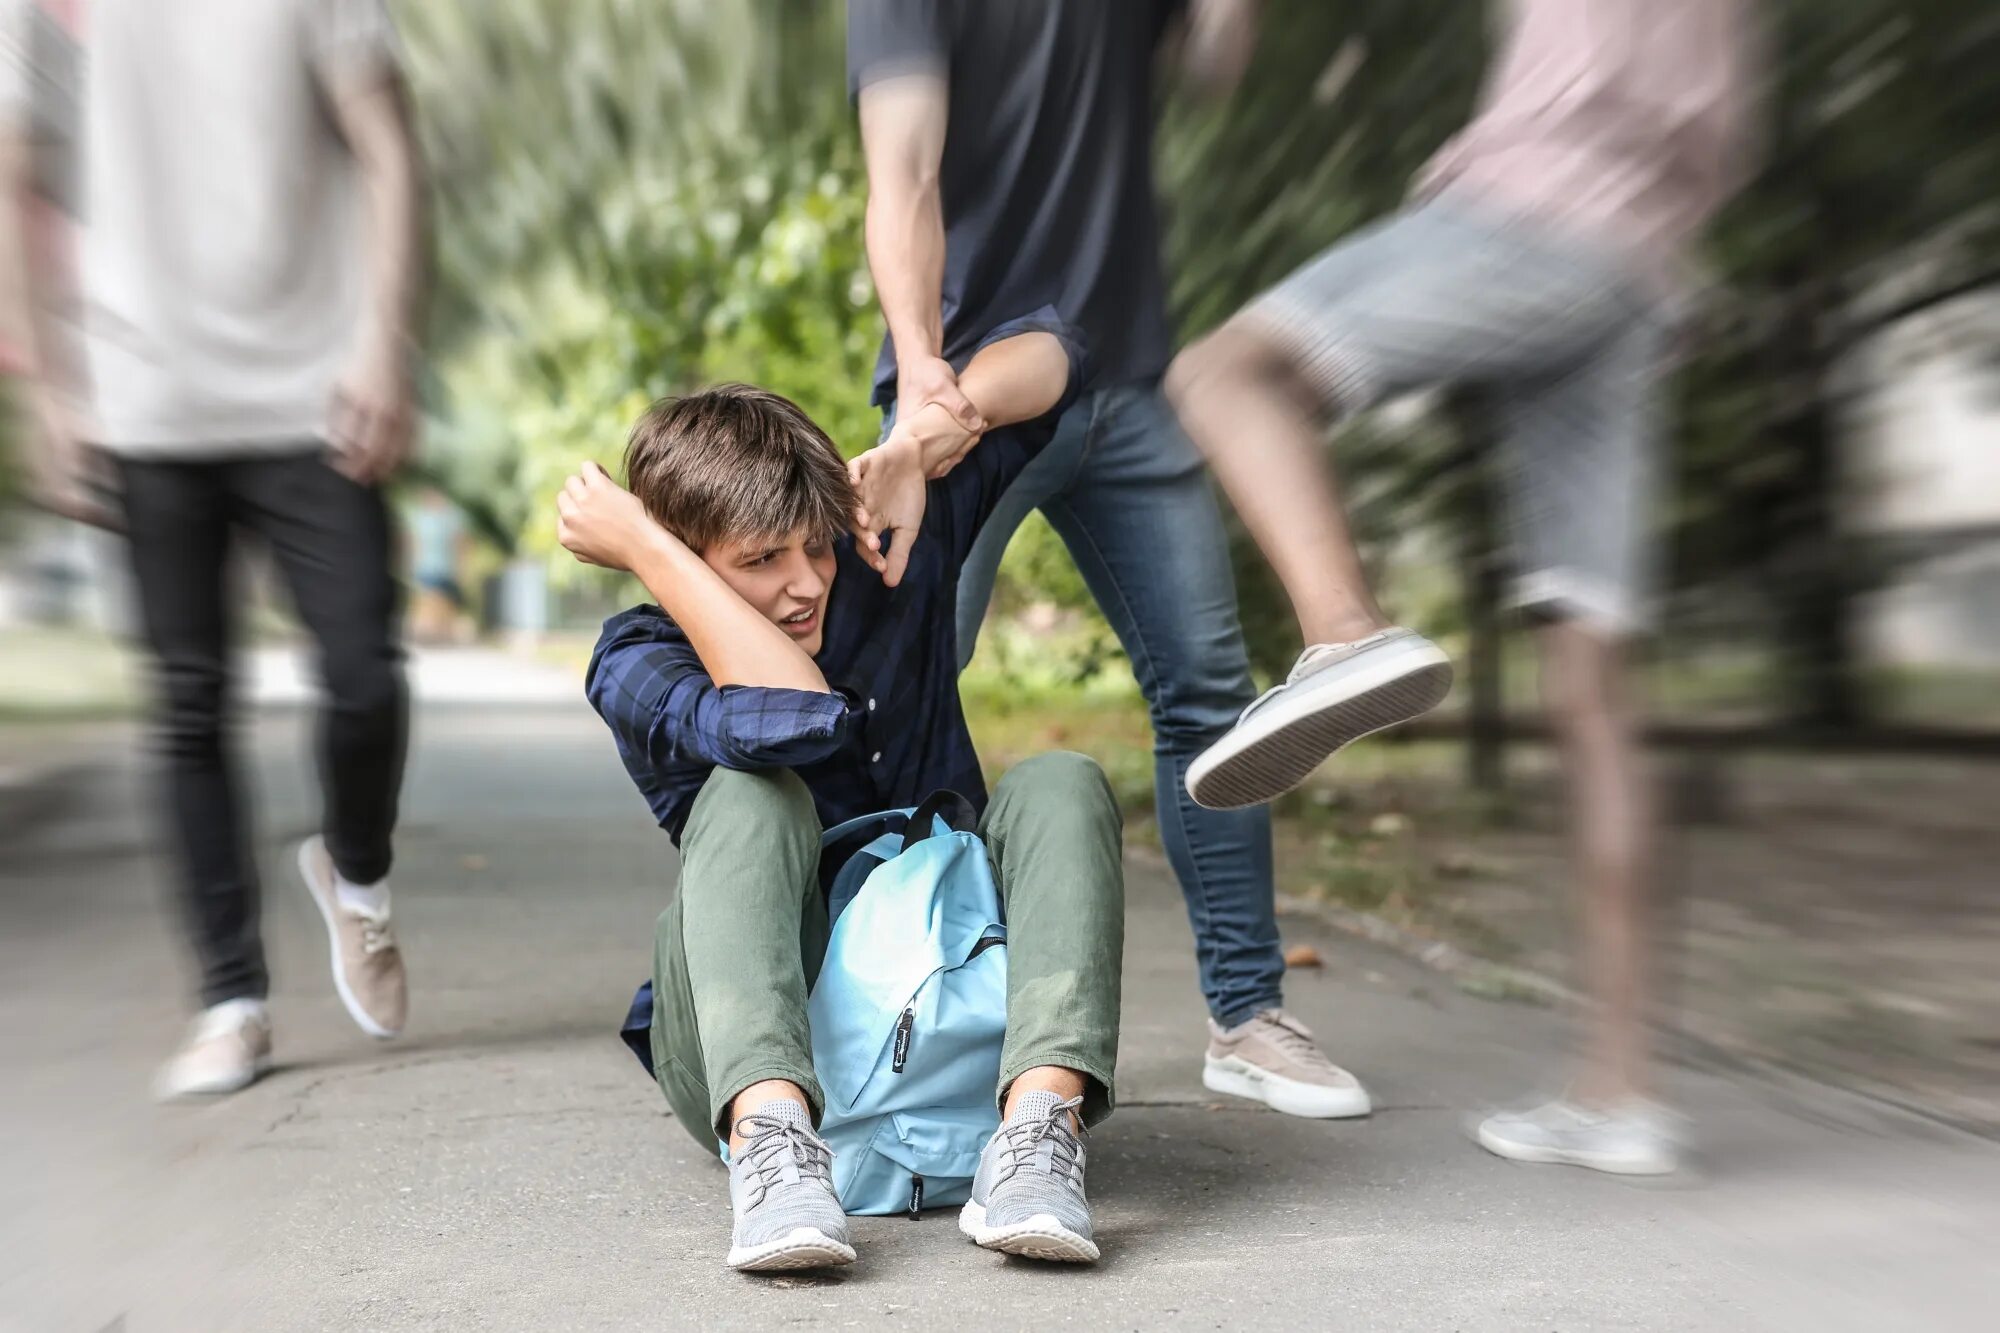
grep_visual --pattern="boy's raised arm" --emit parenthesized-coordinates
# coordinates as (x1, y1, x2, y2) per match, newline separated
(558, 462, 830, 695)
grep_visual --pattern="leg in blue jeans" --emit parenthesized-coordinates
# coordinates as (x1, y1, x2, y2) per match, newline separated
(956, 383, 1284, 1025)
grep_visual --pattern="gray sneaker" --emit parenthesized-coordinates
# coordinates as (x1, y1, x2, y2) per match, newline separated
(1475, 1098, 1682, 1176)
(725, 1100, 856, 1272)
(959, 1091, 1098, 1263)
(1185, 629, 1452, 809)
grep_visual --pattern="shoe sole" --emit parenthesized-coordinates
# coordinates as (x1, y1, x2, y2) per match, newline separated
(297, 838, 401, 1041)
(958, 1202, 1099, 1264)
(1185, 646, 1453, 810)
(1474, 1124, 1677, 1176)
(727, 1228, 857, 1272)
(1203, 1056, 1372, 1119)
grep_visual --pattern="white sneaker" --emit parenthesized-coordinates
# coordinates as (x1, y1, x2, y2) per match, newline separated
(1186, 629, 1452, 810)
(153, 999, 273, 1101)
(1475, 1098, 1681, 1176)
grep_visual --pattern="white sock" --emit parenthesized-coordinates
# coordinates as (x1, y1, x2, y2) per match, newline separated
(335, 873, 391, 917)
(201, 997, 269, 1032)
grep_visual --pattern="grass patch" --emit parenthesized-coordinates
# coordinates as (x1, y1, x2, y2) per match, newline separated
(0, 627, 143, 721)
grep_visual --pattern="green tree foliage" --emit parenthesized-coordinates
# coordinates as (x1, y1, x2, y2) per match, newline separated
(398, 0, 875, 572)
(405, 0, 2000, 727)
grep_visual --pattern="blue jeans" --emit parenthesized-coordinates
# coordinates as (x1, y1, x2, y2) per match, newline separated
(955, 381, 1283, 1026)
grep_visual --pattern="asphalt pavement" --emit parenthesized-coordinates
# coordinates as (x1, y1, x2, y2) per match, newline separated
(4, 693, 1997, 1331)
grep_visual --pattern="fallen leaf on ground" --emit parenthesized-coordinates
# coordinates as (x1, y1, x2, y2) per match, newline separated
(1284, 944, 1324, 969)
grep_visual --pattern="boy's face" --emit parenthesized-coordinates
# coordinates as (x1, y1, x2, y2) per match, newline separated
(701, 526, 838, 656)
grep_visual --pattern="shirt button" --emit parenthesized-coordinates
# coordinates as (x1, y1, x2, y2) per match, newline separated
(872, 752, 883, 763)
(867, 698, 877, 711)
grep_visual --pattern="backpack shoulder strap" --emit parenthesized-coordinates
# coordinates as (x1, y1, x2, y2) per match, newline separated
(899, 790, 980, 852)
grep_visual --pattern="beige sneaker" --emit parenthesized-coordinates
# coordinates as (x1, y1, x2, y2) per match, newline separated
(1204, 1009, 1372, 1118)
(154, 999, 272, 1100)
(297, 836, 407, 1039)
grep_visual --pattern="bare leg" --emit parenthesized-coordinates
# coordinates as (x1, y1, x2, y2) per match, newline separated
(1165, 323, 1390, 646)
(1539, 621, 1654, 1105)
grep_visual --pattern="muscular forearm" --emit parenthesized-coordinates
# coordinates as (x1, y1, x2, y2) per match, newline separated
(858, 74, 953, 376)
(625, 528, 830, 695)
(865, 178, 946, 367)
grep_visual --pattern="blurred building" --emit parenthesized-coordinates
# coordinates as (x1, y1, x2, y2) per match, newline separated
(1851, 290, 2000, 668)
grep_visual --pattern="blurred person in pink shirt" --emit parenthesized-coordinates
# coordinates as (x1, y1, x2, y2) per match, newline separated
(1168, 0, 1760, 1174)
(1, 0, 426, 1098)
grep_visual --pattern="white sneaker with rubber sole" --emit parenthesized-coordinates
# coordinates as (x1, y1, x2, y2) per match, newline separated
(1187, 629, 1452, 810)
(725, 1101, 857, 1273)
(1203, 1009, 1372, 1118)
(1474, 1098, 1681, 1176)
(960, 1091, 1099, 1264)
(297, 837, 407, 1040)
(153, 999, 273, 1101)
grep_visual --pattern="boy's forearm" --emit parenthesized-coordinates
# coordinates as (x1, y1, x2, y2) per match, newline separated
(625, 528, 831, 695)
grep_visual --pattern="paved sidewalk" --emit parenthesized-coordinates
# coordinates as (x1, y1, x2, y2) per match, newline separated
(247, 642, 583, 708)
(3, 707, 1997, 1330)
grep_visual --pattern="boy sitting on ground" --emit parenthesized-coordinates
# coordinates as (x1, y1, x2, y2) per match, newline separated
(557, 324, 1126, 1272)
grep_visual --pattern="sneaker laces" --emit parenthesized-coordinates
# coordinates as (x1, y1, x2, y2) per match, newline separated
(1238, 631, 1402, 724)
(736, 1113, 834, 1209)
(994, 1095, 1085, 1186)
(1251, 1009, 1337, 1071)
(353, 913, 397, 956)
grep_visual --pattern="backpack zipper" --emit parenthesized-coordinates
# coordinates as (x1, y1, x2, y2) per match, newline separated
(892, 1007, 914, 1072)
(907, 1172, 925, 1219)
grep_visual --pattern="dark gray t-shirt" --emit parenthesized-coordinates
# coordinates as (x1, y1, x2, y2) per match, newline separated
(848, 0, 1183, 404)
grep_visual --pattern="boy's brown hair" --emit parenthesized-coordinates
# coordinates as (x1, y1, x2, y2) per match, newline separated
(622, 385, 855, 552)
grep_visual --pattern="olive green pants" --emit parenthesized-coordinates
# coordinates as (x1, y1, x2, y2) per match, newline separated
(649, 751, 1125, 1150)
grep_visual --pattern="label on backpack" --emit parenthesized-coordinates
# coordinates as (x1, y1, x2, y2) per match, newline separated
(892, 1008, 914, 1073)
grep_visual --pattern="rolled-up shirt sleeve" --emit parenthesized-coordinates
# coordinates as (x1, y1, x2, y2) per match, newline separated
(588, 628, 854, 773)
(847, 0, 948, 97)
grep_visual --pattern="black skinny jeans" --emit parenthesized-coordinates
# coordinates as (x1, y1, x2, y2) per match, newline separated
(117, 451, 407, 1007)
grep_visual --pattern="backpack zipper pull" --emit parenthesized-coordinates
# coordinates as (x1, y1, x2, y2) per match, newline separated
(907, 1172, 924, 1219)
(892, 1007, 914, 1073)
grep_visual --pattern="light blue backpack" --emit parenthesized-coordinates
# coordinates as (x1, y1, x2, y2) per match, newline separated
(809, 791, 1007, 1216)
(618, 791, 1008, 1217)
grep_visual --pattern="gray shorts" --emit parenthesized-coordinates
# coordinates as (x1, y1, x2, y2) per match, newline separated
(1244, 197, 1671, 633)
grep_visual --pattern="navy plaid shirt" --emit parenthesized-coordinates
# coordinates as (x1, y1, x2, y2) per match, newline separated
(587, 316, 1081, 843)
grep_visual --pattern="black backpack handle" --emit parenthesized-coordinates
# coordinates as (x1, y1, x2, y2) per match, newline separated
(899, 790, 980, 853)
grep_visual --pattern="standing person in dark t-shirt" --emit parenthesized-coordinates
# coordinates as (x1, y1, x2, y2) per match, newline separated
(848, 0, 1372, 1121)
